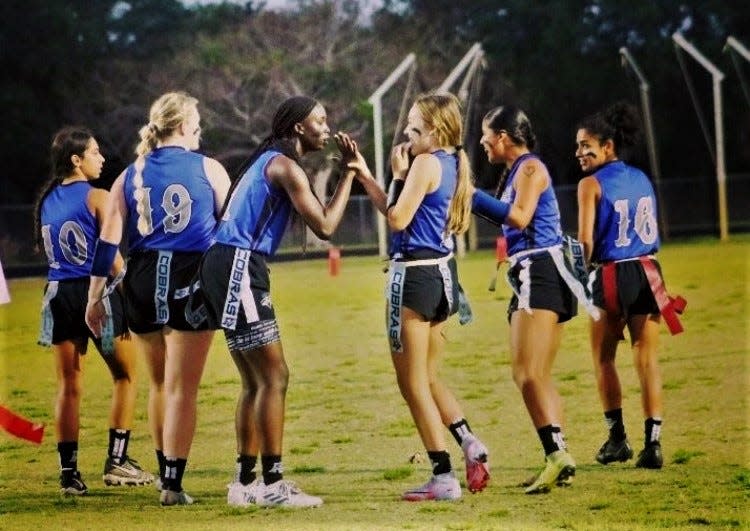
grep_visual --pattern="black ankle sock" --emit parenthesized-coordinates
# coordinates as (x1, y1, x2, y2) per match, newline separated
(448, 418, 473, 446)
(604, 408, 626, 442)
(156, 449, 166, 480)
(58, 441, 78, 471)
(236, 454, 257, 485)
(163, 457, 187, 492)
(427, 450, 452, 476)
(108, 429, 130, 464)
(537, 425, 563, 456)
(261, 455, 283, 485)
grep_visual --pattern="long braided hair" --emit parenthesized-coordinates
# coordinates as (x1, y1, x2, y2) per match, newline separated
(132, 92, 199, 235)
(32, 126, 94, 252)
(218, 95, 319, 220)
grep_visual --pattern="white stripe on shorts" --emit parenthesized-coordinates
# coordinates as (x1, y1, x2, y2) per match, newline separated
(506, 257, 533, 314)
(154, 251, 172, 324)
(221, 248, 258, 330)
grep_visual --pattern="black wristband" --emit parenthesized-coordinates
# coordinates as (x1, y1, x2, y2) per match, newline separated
(387, 179, 405, 210)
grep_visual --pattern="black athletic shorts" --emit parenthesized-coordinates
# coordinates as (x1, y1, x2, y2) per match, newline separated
(45, 277, 127, 345)
(200, 243, 278, 343)
(398, 256, 459, 322)
(123, 250, 209, 333)
(507, 252, 578, 323)
(591, 259, 660, 317)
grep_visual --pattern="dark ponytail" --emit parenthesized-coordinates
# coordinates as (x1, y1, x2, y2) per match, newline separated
(32, 126, 93, 251)
(483, 105, 537, 196)
(483, 105, 537, 151)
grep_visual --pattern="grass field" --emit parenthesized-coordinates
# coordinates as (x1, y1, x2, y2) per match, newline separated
(0, 236, 748, 530)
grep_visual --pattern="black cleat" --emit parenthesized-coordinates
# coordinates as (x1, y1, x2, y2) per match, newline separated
(60, 470, 88, 496)
(595, 437, 634, 465)
(635, 443, 663, 469)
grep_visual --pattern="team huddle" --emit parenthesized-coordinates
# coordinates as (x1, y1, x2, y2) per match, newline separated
(35, 90, 683, 507)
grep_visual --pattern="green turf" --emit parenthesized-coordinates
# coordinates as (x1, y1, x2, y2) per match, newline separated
(0, 236, 748, 530)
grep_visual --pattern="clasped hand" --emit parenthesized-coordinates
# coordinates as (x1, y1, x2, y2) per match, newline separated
(334, 132, 372, 182)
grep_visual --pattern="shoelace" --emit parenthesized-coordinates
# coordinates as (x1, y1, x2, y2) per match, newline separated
(273, 480, 301, 497)
(124, 456, 144, 469)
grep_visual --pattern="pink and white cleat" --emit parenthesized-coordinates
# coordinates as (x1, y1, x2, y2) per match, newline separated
(462, 436, 490, 493)
(402, 472, 462, 501)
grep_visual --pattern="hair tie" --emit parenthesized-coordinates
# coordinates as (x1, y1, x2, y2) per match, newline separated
(455, 145, 464, 151)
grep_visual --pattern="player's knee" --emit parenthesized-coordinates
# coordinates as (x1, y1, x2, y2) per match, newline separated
(259, 364, 289, 392)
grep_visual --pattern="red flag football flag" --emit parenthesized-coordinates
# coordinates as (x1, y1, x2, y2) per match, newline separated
(0, 405, 44, 444)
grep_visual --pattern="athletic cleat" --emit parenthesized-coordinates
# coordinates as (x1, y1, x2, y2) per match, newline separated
(635, 443, 663, 469)
(524, 450, 576, 495)
(103, 456, 155, 486)
(256, 479, 323, 508)
(227, 479, 261, 507)
(461, 436, 490, 493)
(160, 489, 194, 506)
(595, 437, 634, 465)
(402, 472, 462, 501)
(519, 471, 573, 488)
(60, 470, 88, 496)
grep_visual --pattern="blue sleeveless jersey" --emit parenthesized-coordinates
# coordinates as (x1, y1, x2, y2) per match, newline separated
(499, 153, 562, 255)
(390, 150, 456, 257)
(40, 181, 99, 281)
(123, 146, 217, 253)
(592, 160, 660, 262)
(213, 150, 293, 256)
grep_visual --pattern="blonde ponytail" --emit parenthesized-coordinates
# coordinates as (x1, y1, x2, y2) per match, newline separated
(447, 149, 472, 235)
(412, 92, 474, 236)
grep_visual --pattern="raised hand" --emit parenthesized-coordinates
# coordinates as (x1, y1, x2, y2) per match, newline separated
(334, 132, 358, 163)
(390, 142, 411, 179)
(335, 132, 373, 181)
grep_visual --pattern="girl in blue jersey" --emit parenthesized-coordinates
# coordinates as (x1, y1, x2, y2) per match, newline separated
(85, 92, 231, 505)
(346, 93, 490, 501)
(199, 96, 357, 508)
(34, 126, 153, 495)
(576, 102, 678, 469)
(470, 106, 593, 494)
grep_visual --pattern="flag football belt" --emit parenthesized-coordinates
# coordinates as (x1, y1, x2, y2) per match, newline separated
(38, 278, 116, 356)
(507, 243, 600, 320)
(601, 256, 686, 335)
(386, 253, 472, 353)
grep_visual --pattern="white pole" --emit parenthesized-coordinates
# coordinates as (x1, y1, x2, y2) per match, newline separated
(725, 36, 750, 62)
(435, 43, 484, 255)
(368, 53, 417, 257)
(672, 32, 728, 241)
(619, 48, 660, 183)
(438, 43, 482, 94)
(457, 50, 485, 102)
(370, 98, 388, 257)
(713, 75, 728, 241)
